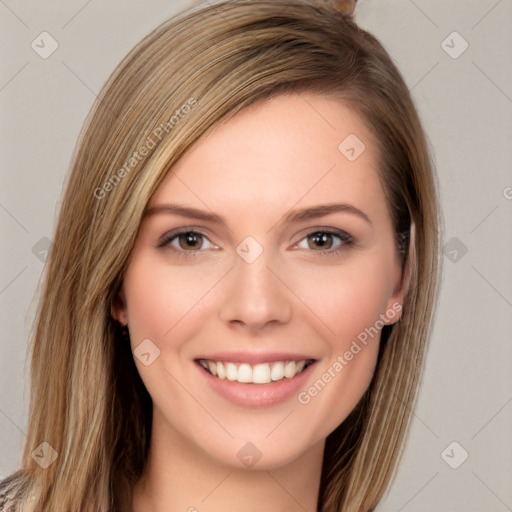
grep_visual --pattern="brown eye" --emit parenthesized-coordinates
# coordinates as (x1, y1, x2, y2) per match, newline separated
(158, 229, 217, 254)
(295, 229, 354, 255)
(177, 232, 203, 250)
(308, 232, 334, 250)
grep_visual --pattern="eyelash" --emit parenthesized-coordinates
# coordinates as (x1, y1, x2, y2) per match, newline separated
(157, 227, 354, 258)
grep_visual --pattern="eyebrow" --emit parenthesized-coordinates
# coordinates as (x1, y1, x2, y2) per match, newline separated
(143, 202, 372, 226)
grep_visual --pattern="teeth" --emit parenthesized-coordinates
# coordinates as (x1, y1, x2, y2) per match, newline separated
(253, 363, 271, 384)
(198, 359, 311, 384)
(216, 361, 226, 379)
(284, 361, 296, 378)
(270, 362, 284, 381)
(208, 361, 217, 376)
(237, 363, 252, 383)
(226, 362, 238, 381)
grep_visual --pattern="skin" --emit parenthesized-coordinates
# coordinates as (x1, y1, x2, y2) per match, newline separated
(113, 92, 408, 512)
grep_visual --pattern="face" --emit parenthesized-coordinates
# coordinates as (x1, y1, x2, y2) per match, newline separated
(113, 93, 406, 470)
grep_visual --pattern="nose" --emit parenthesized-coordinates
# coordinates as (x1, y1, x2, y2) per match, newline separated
(218, 247, 293, 332)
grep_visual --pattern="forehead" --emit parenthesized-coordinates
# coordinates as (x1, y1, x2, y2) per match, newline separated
(151, 93, 387, 225)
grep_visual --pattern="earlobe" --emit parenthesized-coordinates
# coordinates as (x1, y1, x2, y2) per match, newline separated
(384, 221, 416, 324)
(111, 289, 128, 325)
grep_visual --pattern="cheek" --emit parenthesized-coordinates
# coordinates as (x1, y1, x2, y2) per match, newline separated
(291, 263, 390, 437)
(290, 257, 392, 349)
(122, 259, 214, 344)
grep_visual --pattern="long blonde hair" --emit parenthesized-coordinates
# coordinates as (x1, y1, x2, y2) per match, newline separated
(1, 1, 442, 510)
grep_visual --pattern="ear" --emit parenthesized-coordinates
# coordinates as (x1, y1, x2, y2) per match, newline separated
(383, 221, 416, 324)
(111, 288, 128, 326)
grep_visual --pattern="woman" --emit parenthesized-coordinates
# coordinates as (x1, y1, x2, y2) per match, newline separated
(0, 1, 442, 510)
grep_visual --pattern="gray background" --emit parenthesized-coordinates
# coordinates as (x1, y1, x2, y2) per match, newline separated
(1, 1, 511, 510)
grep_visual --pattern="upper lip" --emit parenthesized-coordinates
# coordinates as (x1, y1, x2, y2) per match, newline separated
(195, 352, 317, 365)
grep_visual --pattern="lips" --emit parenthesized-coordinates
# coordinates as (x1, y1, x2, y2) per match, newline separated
(196, 356, 318, 408)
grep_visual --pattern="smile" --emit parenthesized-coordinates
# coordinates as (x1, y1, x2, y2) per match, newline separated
(196, 359, 315, 384)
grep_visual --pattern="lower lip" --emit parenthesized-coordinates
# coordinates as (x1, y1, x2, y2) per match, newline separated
(196, 361, 317, 408)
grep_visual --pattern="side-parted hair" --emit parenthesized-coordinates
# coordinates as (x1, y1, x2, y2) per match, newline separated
(0, 1, 442, 511)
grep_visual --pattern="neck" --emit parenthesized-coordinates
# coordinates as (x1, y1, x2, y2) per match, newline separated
(131, 407, 324, 512)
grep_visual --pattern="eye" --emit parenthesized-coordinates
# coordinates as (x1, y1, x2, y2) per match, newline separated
(295, 229, 354, 255)
(158, 229, 217, 254)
